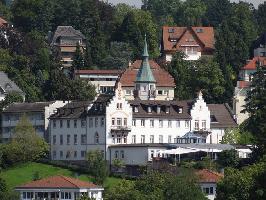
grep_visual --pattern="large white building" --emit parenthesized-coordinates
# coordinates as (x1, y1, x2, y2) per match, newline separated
(50, 38, 237, 164)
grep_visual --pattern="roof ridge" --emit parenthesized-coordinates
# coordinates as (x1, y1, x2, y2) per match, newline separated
(60, 175, 79, 188)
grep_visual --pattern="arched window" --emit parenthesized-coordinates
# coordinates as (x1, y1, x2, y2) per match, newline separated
(95, 132, 99, 144)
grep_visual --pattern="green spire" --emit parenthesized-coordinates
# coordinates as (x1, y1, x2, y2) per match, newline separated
(136, 35, 156, 83)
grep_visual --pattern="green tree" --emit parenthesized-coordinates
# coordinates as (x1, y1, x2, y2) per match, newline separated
(182, 0, 207, 26)
(86, 149, 108, 184)
(217, 149, 240, 168)
(256, 2, 266, 34)
(243, 65, 266, 158)
(2, 115, 48, 165)
(0, 91, 24, 111)
(72, 43, 85, 70)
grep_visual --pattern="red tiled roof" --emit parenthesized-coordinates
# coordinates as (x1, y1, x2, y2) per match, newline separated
(119, 60, 175, 87)
(15, 176, 101, 189)
(238, 81, 250, 88)
(0, 17, 8, 27)
(242, 57, 266, 70)
(162, 26, 215, 52)
(196, 169, 223, 183)
(75, 69, 122, 75)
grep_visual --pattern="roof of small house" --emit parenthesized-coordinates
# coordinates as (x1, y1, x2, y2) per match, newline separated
(0, 72, 24, 95)
(196, 169, 223, 183)
(162, 26, 215, 52)
(15, 175, 102, 189)
(0, 17, 8, 27)
(75, 69, 122, 76)
(119, 60, 175, 87)
(2, 102, 55, 113)
(208, 104, 237, 128)
(51, 26, 86, 45)
(241, 57, 266, 70)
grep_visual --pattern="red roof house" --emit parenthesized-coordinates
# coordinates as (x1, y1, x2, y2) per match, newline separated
(161, 26, 215, 61)
(0, 17, 8, 27)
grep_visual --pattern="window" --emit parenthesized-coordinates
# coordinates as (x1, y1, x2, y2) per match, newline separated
(185, 120, 189, 128)
(151, 150, 154, 158)
(195, 120, 199, 130)
(132, 119, 136, 126)
(60, 120, 63, 128)
(60, 135, 63, 145)
(117, 135, 121, 143)
(116, 103, 122, 110)
(74, 134, 77, 145)
(117, 118, 122, 126)
(150, 120, 154, 128)
(168, 120, 172, 128)
(157, 106, 161, 113)
(159, 135, 163, 143)
(101, 118, 104, 127)
(95, 132, 99, 144)
(158, 90, 163, 95)
(74, 120, 77, 128)
(67, 120, 70, 128)
(112, 118, 115, 126)
(179, 107, 183, 113)
(134, 106, 138, 112)
(166, 106, 170, 113)
(74, 151, 77, 158)
(120, 150, 124, 159)
(81, 151, 86, 158)
(159, 120, 163, 128)
(126, 90, 131, 95)
(115, 151, 119, 158)
(176, 120, 180, 127)
(60, 151, 63, 158)
(53, 120, 56, 128)
(124, 118, 127, 126)
(147, 106, 152, 113)
(168, 135, 172, 143)
(123, 136, 127, 143)
(112, 135, 115, 144)
(89, 118, 93, 127)
(53, 151, 56, 159)
(141, 119, 145, 127)
(141, 135, 145, 143)
(202, 120, 206, 130)
(53, 135, 56, 144)
(95, 118, 98, 127)
(81, 119, 86, 128)
(67, 135, 70, 145)
(62, 191, 72, 199)
(150, 135, 154, 143)
(81, 134, 87, 144)
(132, 135, 136, 143)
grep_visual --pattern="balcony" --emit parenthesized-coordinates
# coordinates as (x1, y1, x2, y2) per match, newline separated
(110, 125, 131, 133)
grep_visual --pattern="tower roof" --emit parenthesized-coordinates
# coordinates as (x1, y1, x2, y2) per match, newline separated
(136, 35, 156, 83)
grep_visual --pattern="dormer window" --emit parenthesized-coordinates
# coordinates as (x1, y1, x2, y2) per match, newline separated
(168, 28, 175, 33)
(157, 106, 161, 114)
(179, 107, 183, 114)
(166, 106, 170, 114)
(147, 106, 152, 113)
(134, 106, 139, 113)
(100, 104, 103, 111)
(196, 28, 203, 33)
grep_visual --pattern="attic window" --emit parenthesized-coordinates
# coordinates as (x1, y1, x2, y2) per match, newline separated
(178, 107, 183, 114)
(168, 28, 175, 33)
(165, 106, 170, 114)
(196, 28, 203, 33)
(157, 106, 161, 114)
(134, 106, 139, 113)
(210, 115, 218, 123)
(147, 106, 152, 113)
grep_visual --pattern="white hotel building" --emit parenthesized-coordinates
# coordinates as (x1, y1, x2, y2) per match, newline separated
(50, 38, 237, 165)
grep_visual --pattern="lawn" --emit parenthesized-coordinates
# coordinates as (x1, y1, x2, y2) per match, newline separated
(0, 162, 121, 190)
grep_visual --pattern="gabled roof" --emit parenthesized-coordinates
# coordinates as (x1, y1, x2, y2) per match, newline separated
(3, 102, 55, 113)
(0, 72, 24, 95)
(136, 36, 156, 83)
(207, 104, 237, 128)
(241, 57, 266, 70)
(196, 169, 223, 183)
(119, 60, 175, 87)
(51, 26, 86, 45)
(15, 175, 101, 189)
(162, 26, 215, 52)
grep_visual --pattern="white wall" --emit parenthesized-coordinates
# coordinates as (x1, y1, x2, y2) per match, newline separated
(199, 182, 217, 200)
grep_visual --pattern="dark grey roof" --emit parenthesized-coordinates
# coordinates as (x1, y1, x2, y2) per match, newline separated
(50, 101, 92, 119)
(3, 102, 55, 113)
(0, 72, 24, 95)
(173, 143, 235, 151)
(51, 26, 86, 45)
(109, 143, 169, 148)
(208, 104, 237, 128)
(129, 99, 192, 119)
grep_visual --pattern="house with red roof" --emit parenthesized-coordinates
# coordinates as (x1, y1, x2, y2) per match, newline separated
(15, 175, 104, 200)
(233, 56, 266, 124)
(196, 169, 223, 200)
(161, 26, 215, 62)
(0, 17, 8, 27)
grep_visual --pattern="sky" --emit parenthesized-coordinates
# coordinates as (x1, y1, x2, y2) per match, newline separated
(107, 0, 265, 8)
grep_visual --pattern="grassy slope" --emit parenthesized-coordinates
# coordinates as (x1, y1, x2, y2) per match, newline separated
(0, 162, 120, 190)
